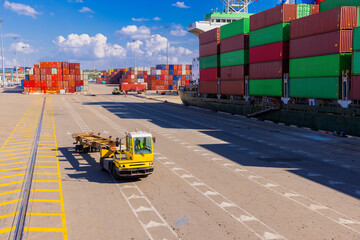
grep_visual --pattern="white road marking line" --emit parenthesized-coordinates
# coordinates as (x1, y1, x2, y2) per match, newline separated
(328, 181, 344, 185)
(128, 194, 144, 200)
(191, 182, 205, 186)
(181, 174, 194, 179)
(307, 173, 323, 177)
(235, 168, 248, 172)
(136, 206, 154, 212)
(264, 183, 279, 188)
(309, 204, 328, 211)
(283, 193, 300, 198)
(204, 191, 218, 196)
(338, 218, 360, 225)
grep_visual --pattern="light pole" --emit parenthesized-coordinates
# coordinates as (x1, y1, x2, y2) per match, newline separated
(14, 37, 18, 85)
(165, 26, 170, 66)
(0, 20, 5, 87)
(22, 46, 26, 78)
(133, 40, 136, 69)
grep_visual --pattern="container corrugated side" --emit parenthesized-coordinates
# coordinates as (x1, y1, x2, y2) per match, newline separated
(200, 68, 219, 81)
(249, 79, 283, 97)
(250, 60, 289, 79)
(220, 65, 247, 81)
(220, 34, 249, 54)
(290, 7, 358, 40)
(199, 81, 218, 94)
(199, 28, 220, 45)
(289, 30, 353, 59)
(199, 41, 219, 58)
(352, 51, 360, 75)
(320, 0, 360, 12)
(220, 50, 249, 67)
(220, 18, 250, 40)
(250, 23, 290, 48)
(290, 77, 340, 99)
(250, 4, 297, 31)
(200, 55, 219, 70)
(220, 80, 245, 95)
(249, 42, 289, 64)
(289, 54, 352, 78)
(351, 75, 360, 100)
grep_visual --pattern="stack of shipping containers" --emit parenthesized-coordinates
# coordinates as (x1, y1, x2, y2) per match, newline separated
(248, 4, 297, 97)
(199, 28, 220, 95)
(352, 27, 360, 100)
(289, 6, 357, 99)
(120, 67, 149, 91)
(24, 62, 85, 94)
(219, 18, 250, 96)
(149, 64, 191, 91)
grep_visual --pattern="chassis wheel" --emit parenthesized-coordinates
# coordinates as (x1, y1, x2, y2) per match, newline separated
(100, 157, 105, 171)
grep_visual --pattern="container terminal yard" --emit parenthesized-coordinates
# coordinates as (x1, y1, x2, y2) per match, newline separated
(0, 0, 360, 240)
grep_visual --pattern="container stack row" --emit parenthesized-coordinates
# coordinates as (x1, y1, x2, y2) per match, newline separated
(199, 28, 220, 94)
(220, 18, 249, 95)
(352, 27, 360, 100)
(148, 64, 192, 91)
(119, 67, 150, 92)
(23, 62, 87, 94)
(97, 69, 128, 84)
(289, 7, 356, 99)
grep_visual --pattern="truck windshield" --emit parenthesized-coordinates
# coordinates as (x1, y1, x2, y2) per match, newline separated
(134, 137, 152, 155)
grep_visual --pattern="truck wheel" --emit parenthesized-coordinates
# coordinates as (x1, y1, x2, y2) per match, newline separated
(111, 164, 120, 180)
(75, 145, 83, 153)
(100, 157, 105, 171)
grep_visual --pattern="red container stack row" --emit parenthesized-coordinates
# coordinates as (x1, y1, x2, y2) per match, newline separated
(148, 65, 192, 91)
(24, 62, 83, 94)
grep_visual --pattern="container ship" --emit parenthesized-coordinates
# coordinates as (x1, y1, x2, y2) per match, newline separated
(180, 0, 360, 137)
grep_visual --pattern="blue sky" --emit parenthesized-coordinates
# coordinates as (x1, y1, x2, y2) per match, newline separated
(0, 0, 278, 70)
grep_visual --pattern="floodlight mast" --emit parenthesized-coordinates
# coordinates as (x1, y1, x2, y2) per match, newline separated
(220, 0, 256, 13)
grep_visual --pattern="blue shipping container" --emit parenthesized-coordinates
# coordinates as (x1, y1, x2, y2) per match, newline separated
(156, 75, 161, 80)
(169, 70, 174, 75)
(295, 0, 315, 3)
(173, 75, 181, 80)
(168, 85, 173, 90)
(173, 80, 178, 85)
(169, 65, 174, 70)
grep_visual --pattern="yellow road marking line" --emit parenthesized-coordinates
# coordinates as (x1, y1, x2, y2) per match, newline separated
(0, 152, 30, 157)
(38, 148, 57, 150)
(29, 199, 61, 203)
(39, 141, 55, 143)
(37, 161, 57, 163)
(0, 161, 28, 166)
(3, 144, 31, 148)
(0, 180, 24, 187)
(0, 148, 31, 152)
(0, 189, 21, 196)
(24, 227, 64, 233)
(38, 155, 57, 158)
(38, 151, 56, 153)
(50, 96, 68, 240)
(0, 167, 26, 172)
(7, 138, 33, 142)
(0, 212, 18, 219)
(0, 199, 21, 206)
(35, 166, 57, 169)
(34, 172, 58, 175)
(6, 142, 33, 145)
(28, 212, 63, 216)
(0, 226, 15, 234)
(0, 157, 26, 162)
(31, 189, 59, 192)
(33, 180, 59, 183)
(0, 173, 25, 179)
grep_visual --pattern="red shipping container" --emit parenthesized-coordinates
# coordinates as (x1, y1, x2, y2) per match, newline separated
(57, 62, 62, 69)
(34, 68, 40, 75)
(311, 5, 319, 15)
(74, 63, 80, 69)
(47, 75, 52, 81)
(46, 86, 52, 92)
(51, 62, 57, 68)
(289, 30, 353, 59)
(29, 75, 35, 81)
(250, 4, 297, 31)
(220, 34, 249, 54)
(58, 74, 63, 81)
(46, 68, 52, 75)
(69, 69, 75, 75)
(52, 75, 58, 81)
(351, 76, 360, 100)
(69, 87, 75, 93)
(199, 28, 220, 45)
(250, 42, 289, 64)
(69, 63, 75, 69)
(41, 87, 46, 93)
(24, 87, 30, 93)
(52, 81, 58, 87)
(69, 80, 75, 87)
(69, 75, 75, 81)
(199, 81, 218, 94)
(40, 62, 46, 68)
(62, 62, 69, 69)
(40, 69, 46, 75)
(249, 61, 289, 79)
(221, 80, 245, 95)
(75, 75, 81, 81)
(41, 81, 47, 88)
(47, 80, 52, 87)
(63, 69, 69, 75)
(75, 80, 81, 86)
(40, 74, 46, 81)
(290, 7, 358, 40)
(200, 68, 218, 81)
(34, 81, 41, 87)
(34, 64, 39, 69)
(200, 42, 219, 58)
(220, 65, 247, 81)
(75, 69, 81, 75)
(57, 68, 63, 75)
(24, 81, 30, 87)
(63, 75, 69, 81)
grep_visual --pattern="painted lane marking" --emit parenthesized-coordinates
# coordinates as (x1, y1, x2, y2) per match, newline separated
(0, 167, 27, 172)
(0, 173, 25, 179)
(0, 161, 28, 166)
(0, 180, 24, 187)
(0, 212, 18, 219)
(0, 189, 21, 196)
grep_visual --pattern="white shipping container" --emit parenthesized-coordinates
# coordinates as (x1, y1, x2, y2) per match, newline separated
(131, 75, 135, 79)
(156, 70, 161, 75)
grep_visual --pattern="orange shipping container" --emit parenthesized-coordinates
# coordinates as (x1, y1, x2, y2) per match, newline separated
(63, 69, 69, 75)
(52, 75, 58, 81)
(69, 80, 75, 87)
(46, 75, 52, 81)
(75, 69, 81, 75)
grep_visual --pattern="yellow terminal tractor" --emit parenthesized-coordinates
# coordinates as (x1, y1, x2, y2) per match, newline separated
(72, 131, 155, 178)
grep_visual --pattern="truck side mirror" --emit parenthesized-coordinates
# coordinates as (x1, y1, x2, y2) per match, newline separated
(153, 137, 156, 144)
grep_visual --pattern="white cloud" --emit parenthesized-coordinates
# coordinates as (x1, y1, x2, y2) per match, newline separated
(170, 24, 187, 37)
(172, 1, 190, 8)
(4, 1, 41, 18)
(79, 7, 93, 13)
(127, 40, 144, 55)
(10, 42, 35, 54)
(53, 33, 126, 60)
(132, 17, 150, 22)
(153, 17, 161, 21)
(115, 25, 151, 40)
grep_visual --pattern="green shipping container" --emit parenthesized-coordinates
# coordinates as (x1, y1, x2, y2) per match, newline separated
(352, 51, 360, 75)
(354, 27, 360, 51)
(220, 50, 249, 67)
(249, 23, 290, 48)
(220, 18, 250, 40)
(297, 4, 311, 19)
(320, 0, 360, 12)
(290, 77, 340, 99)
(200, 55, 219, 70)
(52, 68, 57, 75)
(289, 54, 352, 78)
(249, 79, 283, 97)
